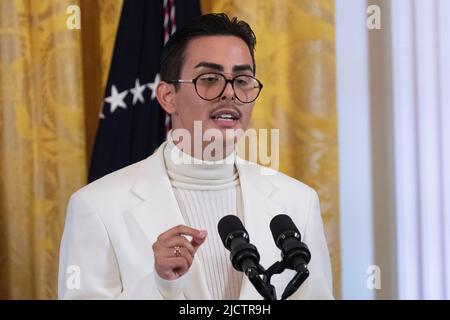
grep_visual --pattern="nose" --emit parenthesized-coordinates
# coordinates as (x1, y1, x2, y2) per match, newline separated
(220, 81, 235, 101)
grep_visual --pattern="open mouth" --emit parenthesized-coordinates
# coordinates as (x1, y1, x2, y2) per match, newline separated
(209, 109, 241, 128)
(210, 113, 239, 121)
(210, 108, 241, 121)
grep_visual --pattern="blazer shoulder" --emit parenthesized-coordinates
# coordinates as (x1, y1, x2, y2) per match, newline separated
(73, 152, 159, 205)
(242, 160, 317, 197)
(86, 159, 146, 190)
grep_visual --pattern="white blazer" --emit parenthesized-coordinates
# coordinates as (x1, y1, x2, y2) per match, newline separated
(58, 142, 333, 300)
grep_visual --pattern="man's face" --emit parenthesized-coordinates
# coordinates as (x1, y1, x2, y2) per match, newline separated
(170, 35, 257, 145)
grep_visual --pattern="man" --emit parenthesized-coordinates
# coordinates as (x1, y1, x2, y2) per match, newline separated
(58, 13, 333, 300)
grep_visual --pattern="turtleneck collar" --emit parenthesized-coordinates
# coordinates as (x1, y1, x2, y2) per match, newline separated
(163, 131, 239, 188)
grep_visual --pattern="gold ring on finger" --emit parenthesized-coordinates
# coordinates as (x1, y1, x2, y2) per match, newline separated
(173, 246, 182, 257)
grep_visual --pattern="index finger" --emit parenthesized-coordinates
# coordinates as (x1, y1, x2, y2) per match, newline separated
(158, 224, 204, 241)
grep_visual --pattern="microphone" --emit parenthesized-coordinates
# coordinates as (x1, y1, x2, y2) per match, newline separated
(218, 215, 275, 300)
(217, 215, 260, 274)
(270, 214, 311, 300)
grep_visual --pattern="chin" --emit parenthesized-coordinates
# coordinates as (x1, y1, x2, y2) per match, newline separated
(202, 125, 237, 144)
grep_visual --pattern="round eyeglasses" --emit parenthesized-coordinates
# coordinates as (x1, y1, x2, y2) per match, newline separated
(168, 72, 263, 103)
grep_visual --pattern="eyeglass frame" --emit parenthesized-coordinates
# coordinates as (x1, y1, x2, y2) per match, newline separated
(166, 72, 264, 103)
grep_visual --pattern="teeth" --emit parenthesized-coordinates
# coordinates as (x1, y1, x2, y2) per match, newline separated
(218, 114, 234, 119)
(210, 110, 241, 121)
(212, 113, 236, 120)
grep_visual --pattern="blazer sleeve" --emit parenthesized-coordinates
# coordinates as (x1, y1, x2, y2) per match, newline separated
(290, 188, 334, 300)
(58, 192, 186, 300)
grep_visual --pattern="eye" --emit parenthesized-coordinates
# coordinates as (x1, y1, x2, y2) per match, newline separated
(235, 78, 249, 86)
(235, 76, 255, 88)
(198, 74, 221, 84)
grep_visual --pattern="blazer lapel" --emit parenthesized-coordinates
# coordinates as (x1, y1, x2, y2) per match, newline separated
(236, 160, 287, 300)
(129, 142, 211, 299)
(130, 143, 185, 245)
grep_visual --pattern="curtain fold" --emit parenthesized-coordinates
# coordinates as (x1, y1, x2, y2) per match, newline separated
(0, 0, 122, 299)
(201, 0, 341, 298)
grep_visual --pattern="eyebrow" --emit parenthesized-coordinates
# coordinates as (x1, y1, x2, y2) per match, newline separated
(194, 62, 254, 73)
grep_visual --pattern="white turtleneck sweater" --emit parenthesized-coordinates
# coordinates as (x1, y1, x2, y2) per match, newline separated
(162, 134, 244, 300)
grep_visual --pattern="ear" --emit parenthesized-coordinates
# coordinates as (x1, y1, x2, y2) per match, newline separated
(156, 81, 176, 114)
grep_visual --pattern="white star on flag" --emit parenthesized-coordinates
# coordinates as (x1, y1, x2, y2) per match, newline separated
(147, 73, 160, 100)
(130, 79, 147, 105)
(105, 85, 128, 113)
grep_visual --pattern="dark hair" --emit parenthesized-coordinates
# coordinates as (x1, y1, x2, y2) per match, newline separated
(160, 13, 257, 86)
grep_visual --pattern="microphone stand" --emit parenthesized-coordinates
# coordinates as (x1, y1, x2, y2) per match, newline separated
(280, 264, 309, 300)
(244, 264, 277, 300)
(263, 260, 310, 300)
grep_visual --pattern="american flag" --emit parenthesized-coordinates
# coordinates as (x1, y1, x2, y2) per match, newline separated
(89, 0, 201, 182)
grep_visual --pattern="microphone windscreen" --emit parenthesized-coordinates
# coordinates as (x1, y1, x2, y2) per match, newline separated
(269, 214, 300, 247)
(217, 215, 245, 247)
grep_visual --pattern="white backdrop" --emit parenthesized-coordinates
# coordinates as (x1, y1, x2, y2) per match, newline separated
(336, 0, 450, 299)
(391, 0, 450, 300)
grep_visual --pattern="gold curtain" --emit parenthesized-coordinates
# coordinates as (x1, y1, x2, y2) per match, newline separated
(0, 0, 122, 299)
(201, 0, 341, 298)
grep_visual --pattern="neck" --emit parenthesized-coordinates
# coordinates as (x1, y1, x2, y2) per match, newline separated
(171, 133, 236, 162)
(163, 131, 237, 183)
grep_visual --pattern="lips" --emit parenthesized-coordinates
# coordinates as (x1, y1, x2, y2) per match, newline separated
(209, 108, 241, 120)
(209, 107, 241, 128)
